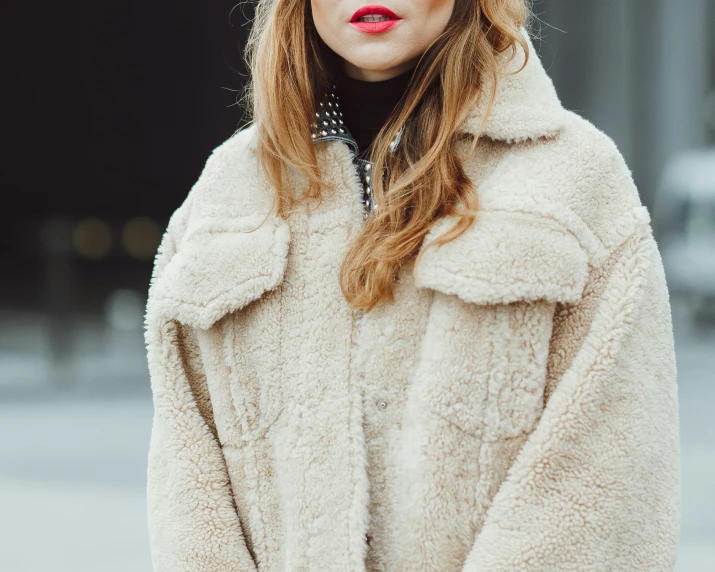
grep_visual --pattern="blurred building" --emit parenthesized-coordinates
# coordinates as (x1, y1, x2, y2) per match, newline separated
(537, 0, 715, 207)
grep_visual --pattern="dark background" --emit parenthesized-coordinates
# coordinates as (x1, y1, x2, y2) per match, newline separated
(7, 0, 252, 219)
(5, 0, 715, 315)
(5, 1, 258, 312)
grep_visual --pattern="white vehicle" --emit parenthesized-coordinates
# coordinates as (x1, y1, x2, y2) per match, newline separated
(654, 148, 715, 326)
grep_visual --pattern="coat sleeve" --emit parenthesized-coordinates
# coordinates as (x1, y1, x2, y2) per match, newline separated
(461, 220, 680, 571)
(144, 207, 259, 572)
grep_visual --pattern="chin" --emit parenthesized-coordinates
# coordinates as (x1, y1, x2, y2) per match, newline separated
(342, 50, 406, 73)
(346, 59, 398, 73)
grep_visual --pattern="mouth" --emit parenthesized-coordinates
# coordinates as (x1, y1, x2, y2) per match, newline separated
(350, 5, 402, 34)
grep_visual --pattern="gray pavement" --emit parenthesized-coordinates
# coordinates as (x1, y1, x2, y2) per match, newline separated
(0, 399, 153, 572)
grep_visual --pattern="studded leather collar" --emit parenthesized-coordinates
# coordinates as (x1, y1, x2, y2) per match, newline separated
(311, 85, 404, 220)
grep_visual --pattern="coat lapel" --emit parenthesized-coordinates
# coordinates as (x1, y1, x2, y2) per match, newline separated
(460, 32, 567, 143)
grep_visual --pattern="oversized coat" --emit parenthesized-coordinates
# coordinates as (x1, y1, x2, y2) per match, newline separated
(144, 36, 680, 572)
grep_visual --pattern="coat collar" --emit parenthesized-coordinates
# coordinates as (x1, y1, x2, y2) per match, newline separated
(461, 32, 567, 143)
(311, 90, 404, 218)
(309, 31, 565, 222)
(312, 31, 566, 147)
(148, 33, 581, 330)
(310, 89, 405, 153)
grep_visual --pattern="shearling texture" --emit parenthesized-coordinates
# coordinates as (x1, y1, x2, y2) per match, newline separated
(144, 32, 679, 572)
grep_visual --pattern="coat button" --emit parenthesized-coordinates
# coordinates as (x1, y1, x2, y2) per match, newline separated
(377, 399, 388, 410)
(365, 533, 372, 545)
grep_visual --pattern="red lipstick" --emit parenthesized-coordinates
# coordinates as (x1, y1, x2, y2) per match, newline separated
(350, 5, 401, 34)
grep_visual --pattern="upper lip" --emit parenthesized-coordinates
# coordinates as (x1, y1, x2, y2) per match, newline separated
(350, 5, 401, 22)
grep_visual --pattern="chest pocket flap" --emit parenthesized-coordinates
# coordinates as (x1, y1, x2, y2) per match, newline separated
(149, 215, 291, 330)
(414, 210, 589, 305)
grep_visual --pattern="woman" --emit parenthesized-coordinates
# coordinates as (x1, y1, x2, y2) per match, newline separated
(144, 0, 680, 570)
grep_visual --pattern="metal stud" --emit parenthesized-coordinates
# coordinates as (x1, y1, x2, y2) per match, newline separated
(310, 90, 394, 219)
(377, 399, 388, 410)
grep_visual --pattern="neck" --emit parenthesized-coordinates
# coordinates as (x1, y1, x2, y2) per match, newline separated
(335, 67, 414, 157)
(341, 57, 419, 82)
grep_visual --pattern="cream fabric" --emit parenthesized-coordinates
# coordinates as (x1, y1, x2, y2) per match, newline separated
(144, 34, 679, 572)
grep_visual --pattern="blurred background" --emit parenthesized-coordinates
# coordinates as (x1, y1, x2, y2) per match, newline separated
(2, 0, 714, 569)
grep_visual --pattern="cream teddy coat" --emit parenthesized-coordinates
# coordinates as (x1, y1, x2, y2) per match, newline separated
(144, 36, 680, 572)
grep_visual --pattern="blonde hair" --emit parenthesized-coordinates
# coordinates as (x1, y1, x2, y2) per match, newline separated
(243, 0, 530, 311)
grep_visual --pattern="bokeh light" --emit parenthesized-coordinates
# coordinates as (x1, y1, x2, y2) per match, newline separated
(122, 217, 161, 261)
(72, 218, 112, 260)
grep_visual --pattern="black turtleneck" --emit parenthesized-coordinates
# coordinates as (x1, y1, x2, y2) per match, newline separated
(334, 67, 414, 159)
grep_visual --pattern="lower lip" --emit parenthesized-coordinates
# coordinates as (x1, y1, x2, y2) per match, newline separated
(350, 19, 401, 34)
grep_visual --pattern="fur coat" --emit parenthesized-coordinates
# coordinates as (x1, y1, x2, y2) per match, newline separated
(144, 36, 680, 572)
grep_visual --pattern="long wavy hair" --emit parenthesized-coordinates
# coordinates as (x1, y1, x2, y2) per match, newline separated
(243, 0, 530, 311)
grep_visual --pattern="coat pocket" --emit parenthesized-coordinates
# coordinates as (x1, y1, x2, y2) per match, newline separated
(221, 294, 286, 437)
(413, 209, 590, 440)
(413, 297, 559, 441)
(148, 214, 291, 441)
